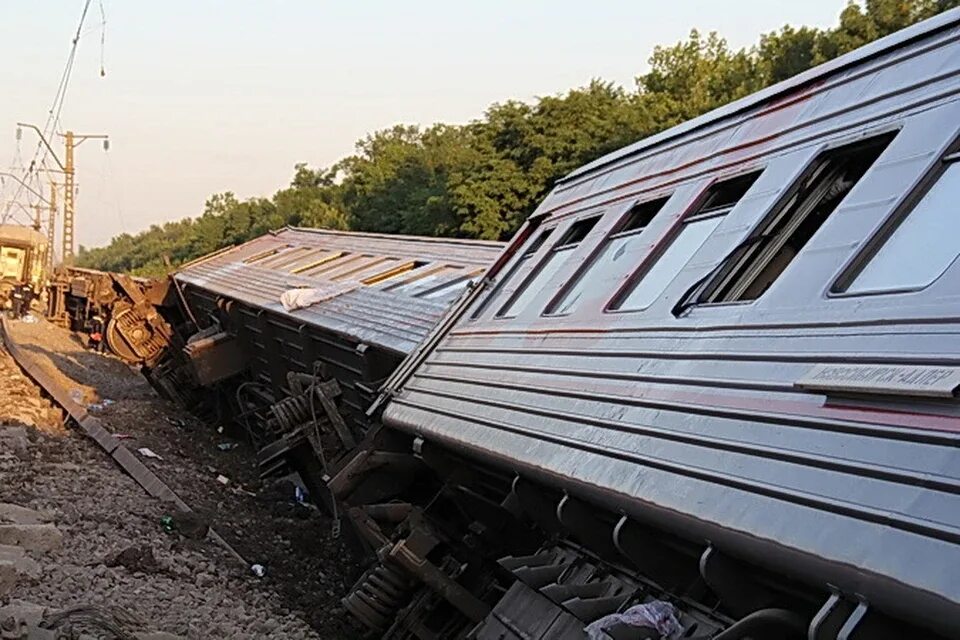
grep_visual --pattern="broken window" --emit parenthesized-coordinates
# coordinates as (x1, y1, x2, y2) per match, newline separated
(549, 195, 671, 315)
(498, 216, 600, 318)
(838, 151, 960, 294)
(698, 134, 893, 304)
(612, 172, 760, 311)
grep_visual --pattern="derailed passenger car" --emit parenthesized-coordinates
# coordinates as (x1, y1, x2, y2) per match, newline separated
(147, 227, 504, 480)
(332, 10, 960, 639)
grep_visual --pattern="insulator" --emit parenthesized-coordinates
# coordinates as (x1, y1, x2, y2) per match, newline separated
(342, 558, 414, 631)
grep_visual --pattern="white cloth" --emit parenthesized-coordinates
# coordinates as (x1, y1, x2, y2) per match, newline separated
(585, 600, 683, 640)
(280, 287, 335, 311)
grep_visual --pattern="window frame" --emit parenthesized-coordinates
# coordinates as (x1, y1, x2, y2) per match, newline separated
(414, 268, 485, 301)
(468, 222, 557, 320)
(606, 168, 763, 314)
(830, 147, 960, 297)
(544, 193, 674, 317)
(686, 133, 896, 307)
(495, 213, 602, 319)
(660, 130, 903, 317)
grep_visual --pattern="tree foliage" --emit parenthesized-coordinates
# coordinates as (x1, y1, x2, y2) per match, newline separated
(78, 0, 957, 276)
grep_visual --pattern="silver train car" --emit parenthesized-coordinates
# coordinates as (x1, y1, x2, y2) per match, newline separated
(332, 10, 960, 640)
(146, 227, 504, 481)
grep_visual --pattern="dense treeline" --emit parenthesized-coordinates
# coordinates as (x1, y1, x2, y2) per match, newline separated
(78, 0, 958, 276)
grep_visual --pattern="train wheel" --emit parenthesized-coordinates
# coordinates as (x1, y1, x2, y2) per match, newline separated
(105, 305, 167, 366)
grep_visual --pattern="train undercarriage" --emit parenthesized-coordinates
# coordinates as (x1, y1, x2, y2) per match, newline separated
(137, 312, 939, 639)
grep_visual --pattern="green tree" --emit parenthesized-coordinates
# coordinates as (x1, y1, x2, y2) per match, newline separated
(78, 1, 957, 273)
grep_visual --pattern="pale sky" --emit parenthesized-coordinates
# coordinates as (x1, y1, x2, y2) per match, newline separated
(0, 1, 847, 249)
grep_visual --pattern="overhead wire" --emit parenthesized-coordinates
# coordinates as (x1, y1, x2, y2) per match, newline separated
(3, 0, 98, 225)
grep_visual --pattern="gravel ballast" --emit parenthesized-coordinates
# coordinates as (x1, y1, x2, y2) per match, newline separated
(1, 317, 362, 638)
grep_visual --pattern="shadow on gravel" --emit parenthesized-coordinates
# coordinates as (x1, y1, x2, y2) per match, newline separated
(17, 341, 153, 403)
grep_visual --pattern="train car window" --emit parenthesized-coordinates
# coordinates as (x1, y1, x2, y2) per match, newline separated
(362, 261, 428, 285)
(300, 253, 365, 277)
(259, 246, 312, 268)
(290, 251, 346, 274)
(331, 256, 399, 281)
(549, 195, 670, 315)
(498, 216, 600, 317)
(612, 172, 760, 311)
(243, 247, 281, 264)
(838, 152, 960, 294)
(521, 228, 554, 256)
(699, 133, 894, 303)
(468, 227, 554, 319)
(383, 265, 459, 292)
(417, 271, 484, 303)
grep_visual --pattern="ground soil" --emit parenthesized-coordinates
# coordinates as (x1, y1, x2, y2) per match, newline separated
(0, 316, 364, 639)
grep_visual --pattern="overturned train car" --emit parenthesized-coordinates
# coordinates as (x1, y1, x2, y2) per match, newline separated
(324, 11, 960, 640)
(47, 266, 175, 366)
(145, 227, 505, 481)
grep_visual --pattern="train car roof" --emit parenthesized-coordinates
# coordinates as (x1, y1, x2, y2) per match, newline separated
(174, 227, 505, 355)
(0, 224, 47, 247)
(561, 7, 960, 186)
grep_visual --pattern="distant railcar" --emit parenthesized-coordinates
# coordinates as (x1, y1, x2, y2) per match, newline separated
(47, 266, 175, 366)
(0, 223, 48, 314)
(329, 10, 960, 640)
(147, 227, 503, 482)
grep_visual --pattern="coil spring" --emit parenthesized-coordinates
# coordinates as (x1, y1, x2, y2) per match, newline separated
(342, 559, 413, 631)
(268, 392, 314, 433)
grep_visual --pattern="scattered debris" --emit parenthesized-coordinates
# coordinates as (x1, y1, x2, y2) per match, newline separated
(251, 563, 266, 578)
(216, 474, 230, 485)
(585, 600, 683, 640)
(88, 398, 116, 412)
(170, 512, 210, 540)
(41, 604, 146, 639)
(104, 545, 161, 574)
(216, 442, 238, 451)
(137, 447, 163, 461)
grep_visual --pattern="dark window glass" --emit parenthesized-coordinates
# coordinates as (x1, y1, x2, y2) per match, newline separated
(612, 172, 761, 311)
(697, 172, 759, 214)
(550, 196, 671, 315)
(498, 216, 600, 317)
(522, 228, 553, 256)
(555, 217, 598, 248)
(701, 134, 893, 303)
